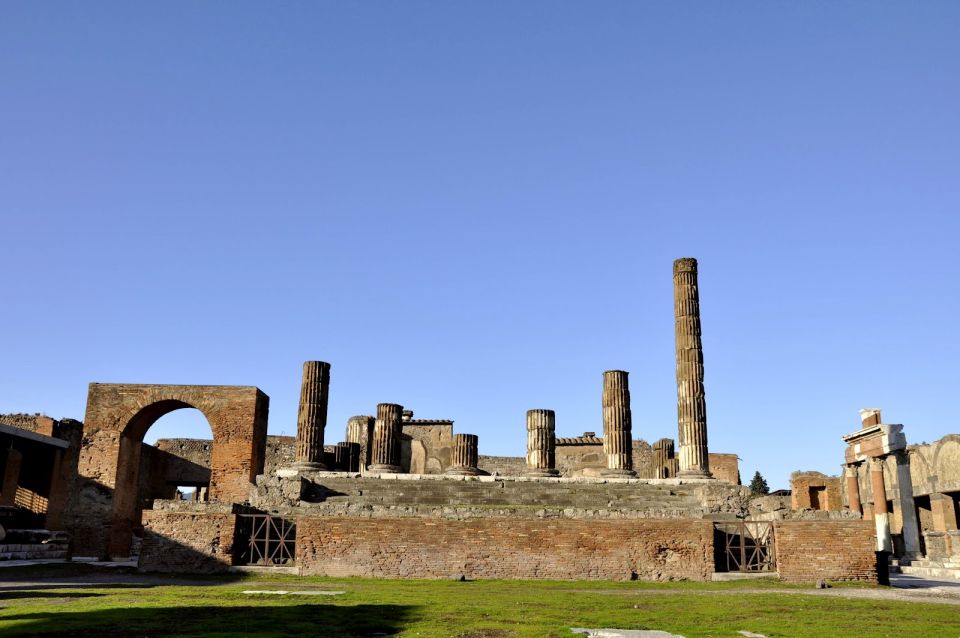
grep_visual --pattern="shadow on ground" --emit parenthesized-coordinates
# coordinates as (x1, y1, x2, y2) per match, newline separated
(0, 603, 418, 637)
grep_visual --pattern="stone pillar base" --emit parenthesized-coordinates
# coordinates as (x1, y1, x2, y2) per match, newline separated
(368, 464, 402, 474)
(677, 469, 713, 479)
(601, 469, 637, 478)
(523, 469, 560, 478)
(445, 467, 480, 476)
(289, 461, 327, 472)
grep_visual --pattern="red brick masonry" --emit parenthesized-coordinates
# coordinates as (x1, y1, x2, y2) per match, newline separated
(774, 520, 877, 582)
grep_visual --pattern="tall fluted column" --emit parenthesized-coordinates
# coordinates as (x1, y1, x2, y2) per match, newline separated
(346, 415, 375, 471)
(369, 403, 403, 473)
(525, 409, 559, 477)
(674, 258, 712, 478)
(446, 433, 480, 476)
(294, 361, 331, 470)
(602, 370, 636, 477)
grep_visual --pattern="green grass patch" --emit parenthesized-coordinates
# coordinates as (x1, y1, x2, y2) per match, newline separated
(0, 567, 956, 637)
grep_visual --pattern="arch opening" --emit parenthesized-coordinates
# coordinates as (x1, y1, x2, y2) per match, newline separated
(111, 404, 215, 558)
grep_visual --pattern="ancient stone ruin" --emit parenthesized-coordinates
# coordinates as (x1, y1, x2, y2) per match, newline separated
(0, 258, 886, 583)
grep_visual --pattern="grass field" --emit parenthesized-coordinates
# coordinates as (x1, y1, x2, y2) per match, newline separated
(0, 566, 958, 637)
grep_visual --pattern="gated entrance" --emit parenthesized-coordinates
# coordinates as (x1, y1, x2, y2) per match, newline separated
(714, 521, 775, 572)
(235, 513, 296, 566)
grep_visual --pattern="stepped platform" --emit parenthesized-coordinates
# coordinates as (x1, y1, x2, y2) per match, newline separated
(244, 471, 748, 520)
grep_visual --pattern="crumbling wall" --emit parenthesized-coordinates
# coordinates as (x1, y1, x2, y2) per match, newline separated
(708, 453, 739, 484)
(400, 423, 454, 474)
(139, 505, 238, 573)
(554, 438, 654, 477)
(296, 516, 714, 581)
(774, 520, 877, 582)
(477, 455, 527, 476)
(790, 471, 842, 511)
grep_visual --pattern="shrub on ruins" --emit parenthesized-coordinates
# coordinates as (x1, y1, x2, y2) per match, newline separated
(749, 471, 769, 496)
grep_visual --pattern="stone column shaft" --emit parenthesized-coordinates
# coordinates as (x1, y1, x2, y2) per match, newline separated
(346, 415, 375, 471)
(446, 433, 480, 476)
(653, 438, 676, 479)
(369, 403, 403, 473)
(525, 409, 559, 477)
(602, 370, 636, 477)
(871, 459, 892, 552)
(294, 361, 331, 469)
(845, 465, 862, 515)
(932, 493, 959, 532)
(674, 258, 711, 478)
(894, 451, 922, 557)
(334, 442, 360, 472)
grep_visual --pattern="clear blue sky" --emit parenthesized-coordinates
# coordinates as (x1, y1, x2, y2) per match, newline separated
(2, 3, 958, 488)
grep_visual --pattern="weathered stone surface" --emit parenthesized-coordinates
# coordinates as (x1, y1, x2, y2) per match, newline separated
(446, 433, 479, 476)
(294, 361, 330, 469)
(674, 258, 711, 477)
(369, 403, 403, 473)
(296, 515, 715, 581)
(602, 371, 635, 477)
(345, 415, 374, 471)
(525, 409, 559, 477)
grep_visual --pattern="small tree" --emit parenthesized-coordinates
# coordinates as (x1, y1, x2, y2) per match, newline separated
(749, 471, 769, 496)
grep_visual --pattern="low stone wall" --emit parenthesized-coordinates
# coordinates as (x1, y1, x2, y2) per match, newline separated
(140, 507, 238, 573)
(296, 516, 714, 581)
(774, 520, 877, 582)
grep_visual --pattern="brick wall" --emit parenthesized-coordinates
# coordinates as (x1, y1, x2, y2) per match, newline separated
(708, 453, 740, 484)
(140, 509, 237, 573)
(296, 516, 714, 581)
(790, 472, 842, 511)
(774, 520, 877, 582)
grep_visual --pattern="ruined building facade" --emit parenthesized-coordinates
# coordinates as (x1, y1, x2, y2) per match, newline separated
(0, 258, 881, 583)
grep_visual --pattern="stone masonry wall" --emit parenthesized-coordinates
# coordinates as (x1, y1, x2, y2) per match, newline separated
(296, 516, 714, 581)
(139, 508, 238, 573)
(774, 520, 877, 582)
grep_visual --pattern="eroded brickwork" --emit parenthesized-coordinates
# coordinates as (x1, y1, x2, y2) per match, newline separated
(774, 520, 877, 582)
(139, 508, 237, 573)
(73, 383, 268, 558)
(296, 516, 714, 581)
(790, 471, 842, 511)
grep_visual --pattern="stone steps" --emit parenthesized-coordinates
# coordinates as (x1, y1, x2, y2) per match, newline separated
(899, 564, 960, 581)
(310, 476, 706, 513)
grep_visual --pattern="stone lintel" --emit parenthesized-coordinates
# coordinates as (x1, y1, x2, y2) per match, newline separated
(842, 423, 906, 463)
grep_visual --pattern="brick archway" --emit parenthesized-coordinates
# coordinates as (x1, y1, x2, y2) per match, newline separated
(74, 383, 269, 558)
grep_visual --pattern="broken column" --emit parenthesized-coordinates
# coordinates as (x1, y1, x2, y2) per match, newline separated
(294, 361, 331, 470)
(334, 442, 360, 472)
(602, 370, 636, 477)
(369, 403, 403, 473)
(652, 438, 676, 479)
(446, 433, 480, 476)
(674, 258, 711, 478)
(346, 415, 375, 471)
(525, 409, 559, 477)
